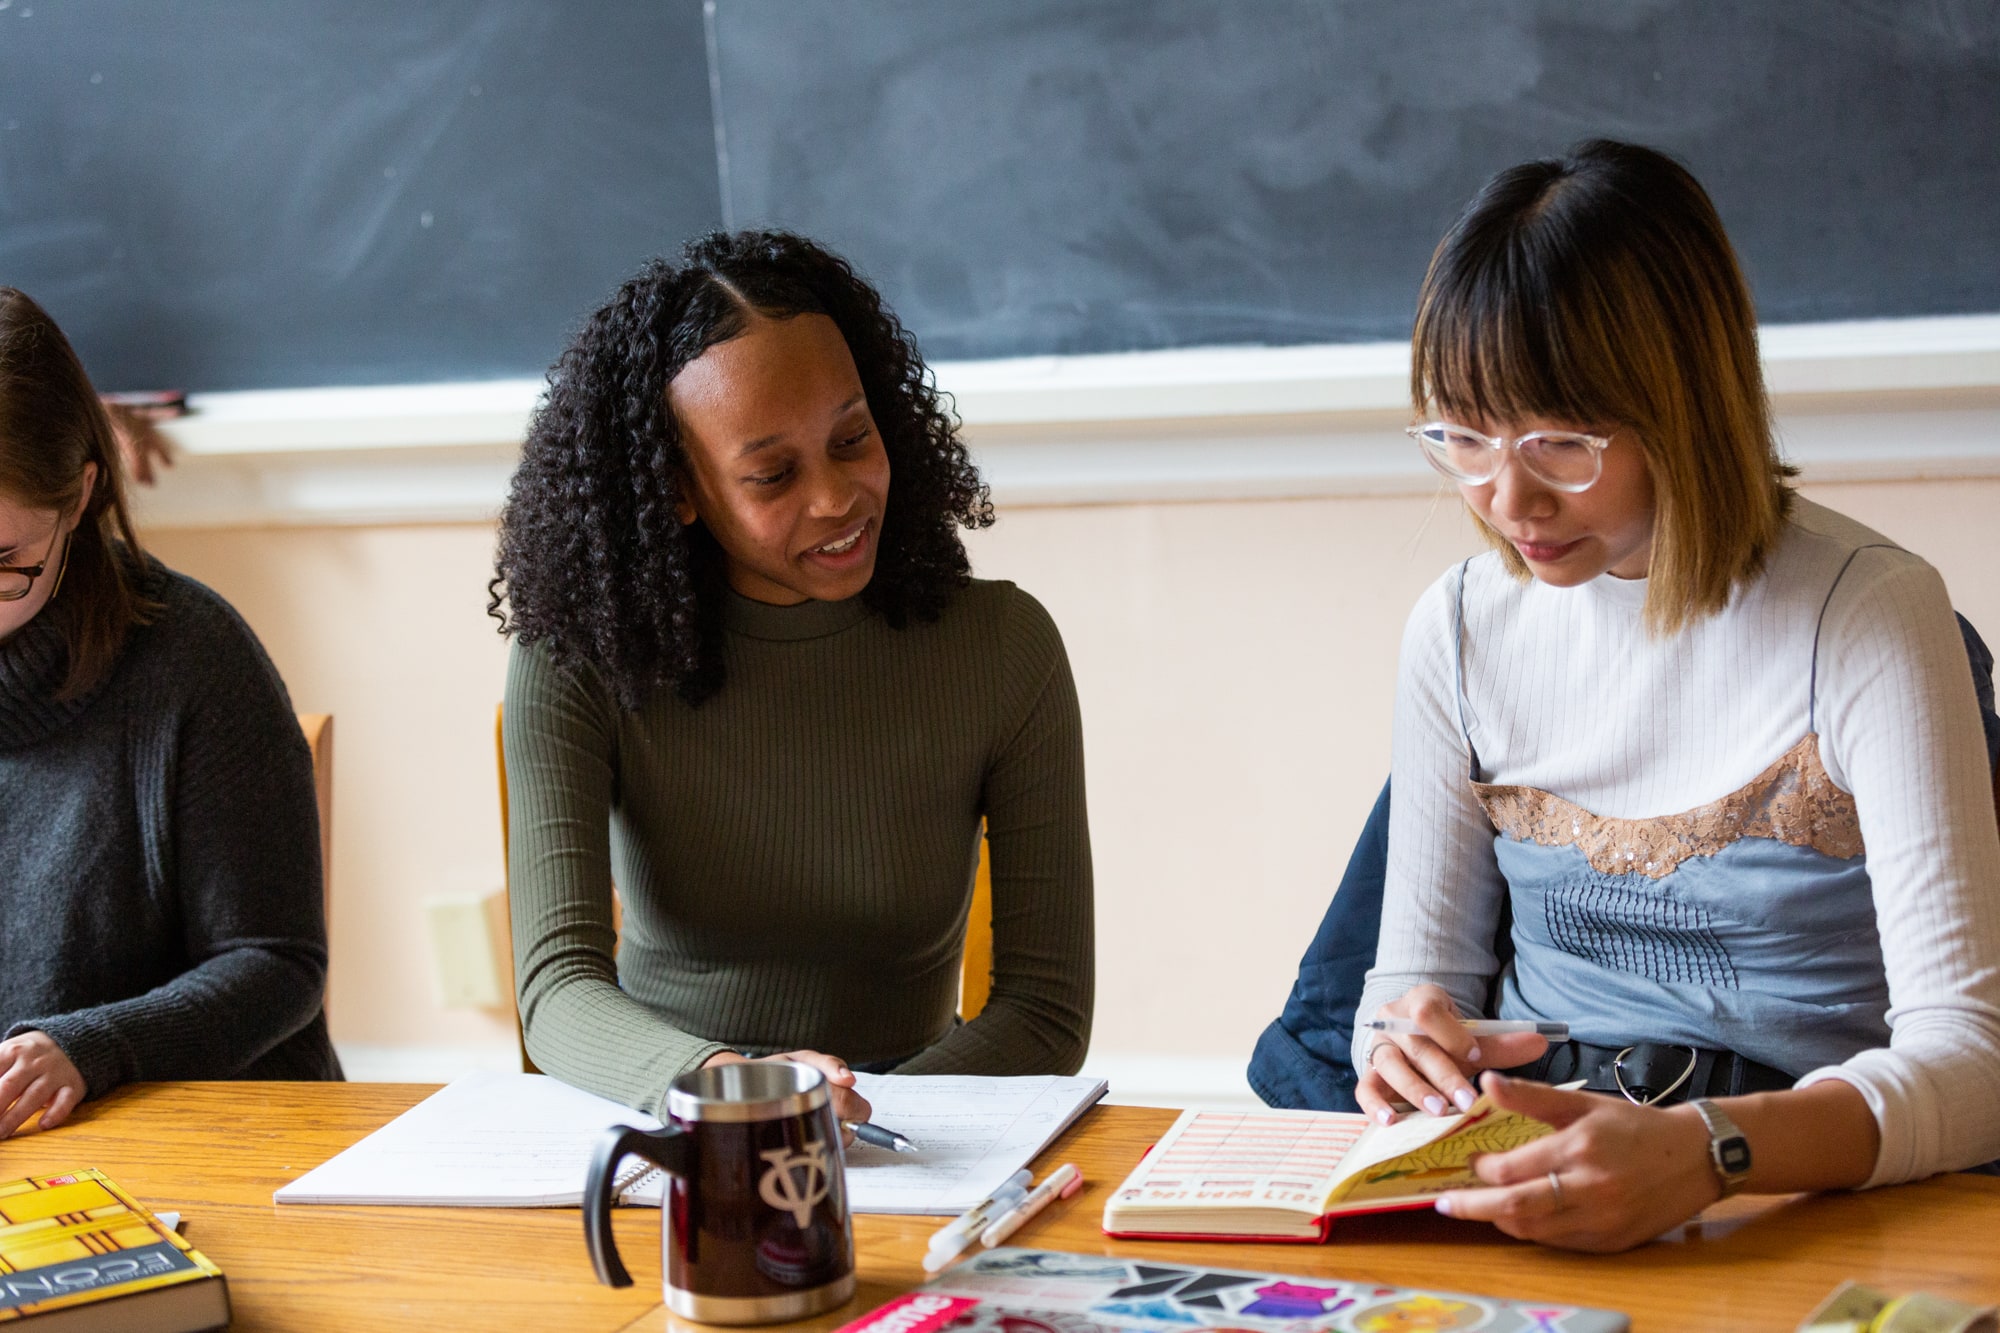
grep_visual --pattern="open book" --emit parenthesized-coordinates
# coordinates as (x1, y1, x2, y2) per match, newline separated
(276, 1069, 1105, 1215)
(1101, 1088, 1560, 1242)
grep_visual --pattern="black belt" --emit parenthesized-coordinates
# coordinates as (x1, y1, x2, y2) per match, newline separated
(1504, 1040, 1793, 1105)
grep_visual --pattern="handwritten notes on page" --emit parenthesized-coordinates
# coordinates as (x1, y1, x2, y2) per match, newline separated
(271, 1069, 1107, 1214)
(1116, 1109, 1371, 1214)
(843, 1073, 1108, 1215)
(273, 1071, 665, 1207)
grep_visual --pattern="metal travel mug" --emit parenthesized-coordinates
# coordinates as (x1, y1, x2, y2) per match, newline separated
(583, 1061, 855, 1325)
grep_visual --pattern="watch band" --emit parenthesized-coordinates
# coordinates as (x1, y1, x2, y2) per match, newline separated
(1689, 1098, 1752, 1198)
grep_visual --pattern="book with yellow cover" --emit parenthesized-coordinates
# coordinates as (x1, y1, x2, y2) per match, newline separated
(1102, 1087, 1560, 1242)
(0, 1170, 228, 1331)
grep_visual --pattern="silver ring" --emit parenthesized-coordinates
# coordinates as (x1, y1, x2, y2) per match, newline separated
(1546, 1171, 1565, 1212)
(1365, 1040, 1385, 1068)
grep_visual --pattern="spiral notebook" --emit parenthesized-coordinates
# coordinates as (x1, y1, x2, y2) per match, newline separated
(274, 1069, 1105, 1213)
(273, 1070, 671, 1207)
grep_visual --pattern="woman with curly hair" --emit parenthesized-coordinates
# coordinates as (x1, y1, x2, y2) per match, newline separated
(491, 231, 1093, 1120)
(0, 288, 339, 1140)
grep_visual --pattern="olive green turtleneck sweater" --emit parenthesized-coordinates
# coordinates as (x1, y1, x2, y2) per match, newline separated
(503, 578, 1093, 1115)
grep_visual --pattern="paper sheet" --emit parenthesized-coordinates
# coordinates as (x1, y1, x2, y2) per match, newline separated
(274, 1070, 665, 1206)
(273, 1069, 1106, 1214)
(840, 1072, 1108, 1214)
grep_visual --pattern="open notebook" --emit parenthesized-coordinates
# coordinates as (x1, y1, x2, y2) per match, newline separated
(275, 1069, 1105, 1215)
(1101, 1088, 1562, 1242)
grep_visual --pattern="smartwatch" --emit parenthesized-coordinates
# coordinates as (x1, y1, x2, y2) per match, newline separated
(1689, 1098, 1752, 1198)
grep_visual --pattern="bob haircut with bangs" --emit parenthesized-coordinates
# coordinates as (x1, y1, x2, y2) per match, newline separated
(1410, 139, 1793, 635)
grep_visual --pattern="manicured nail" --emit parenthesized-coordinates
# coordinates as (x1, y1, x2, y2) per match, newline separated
(1467, 1044, 1482, 1063)
(1423, 1095, 1446, 1116)
(1377, 1108, 1395, 1124)
(1453, 1088, 1477, 1111)
(1434, 1196, 1454, 1216)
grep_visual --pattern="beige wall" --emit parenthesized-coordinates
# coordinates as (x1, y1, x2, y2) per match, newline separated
(146, 476, 2000, 1064)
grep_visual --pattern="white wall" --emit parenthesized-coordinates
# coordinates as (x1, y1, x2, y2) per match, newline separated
(133, 317, 2000, 1094)
(145, 472, 2000, 1094)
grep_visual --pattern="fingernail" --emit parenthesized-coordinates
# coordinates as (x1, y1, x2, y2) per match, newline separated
(1435, 1196, 1454, 1216)
(1377, 1108, 1395, 1124)
(1466, 1044, 1482, 1063)
(1422, 1095, 1446, 1116)
(1453, 1088, 1477, 1111)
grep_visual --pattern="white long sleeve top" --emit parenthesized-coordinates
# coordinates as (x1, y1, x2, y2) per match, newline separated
(1358, 497, 2000, 1186)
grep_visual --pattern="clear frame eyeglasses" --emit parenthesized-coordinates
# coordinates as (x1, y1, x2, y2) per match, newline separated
(0, 527, 72, 603)
(1406, 422, 1613, 494)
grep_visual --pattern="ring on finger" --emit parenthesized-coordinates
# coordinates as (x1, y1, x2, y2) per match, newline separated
(1546, 1171, 1566, 1212)
(1365, 1040, 1388, 1068)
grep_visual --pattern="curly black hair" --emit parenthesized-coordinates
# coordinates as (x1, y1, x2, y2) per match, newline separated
(489, 230, 993, 707)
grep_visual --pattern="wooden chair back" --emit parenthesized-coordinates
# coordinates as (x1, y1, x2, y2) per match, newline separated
(298, 713, 333, 1018)
(960, 836, 994, 1022)
(496, 705, 540, 1074)
(297, 713, 333, 925)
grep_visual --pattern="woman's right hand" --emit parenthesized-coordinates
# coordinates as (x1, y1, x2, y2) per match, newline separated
(1355, 984, 1549, 1123)
(702, 1049, 874, 1131)
(0, 1031, 86, 1139)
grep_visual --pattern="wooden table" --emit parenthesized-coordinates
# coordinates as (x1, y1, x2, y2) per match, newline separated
(3, 1084, 1995, 1332)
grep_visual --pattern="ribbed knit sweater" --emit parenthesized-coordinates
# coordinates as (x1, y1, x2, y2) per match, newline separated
(504, 579, 1094, 1115)
(0, 561, 341, 1096)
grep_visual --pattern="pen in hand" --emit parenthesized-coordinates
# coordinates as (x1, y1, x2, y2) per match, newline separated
(1363, 1019, 1569, 1040)
(844, 1120, 919, 1153)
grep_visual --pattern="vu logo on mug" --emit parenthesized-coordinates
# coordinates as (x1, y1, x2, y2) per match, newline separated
(759, 1143, 832, 1228)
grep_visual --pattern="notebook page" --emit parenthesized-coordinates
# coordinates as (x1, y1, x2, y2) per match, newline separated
(274, 1071, 664, 1207)
(1110, 1108, 1370, 1215)
(841, 1073, 1108, 1215)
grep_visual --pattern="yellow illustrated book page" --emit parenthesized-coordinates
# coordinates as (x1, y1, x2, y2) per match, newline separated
(1323, 1090, 1560, 1209)
(0, 1169, 225, 1324)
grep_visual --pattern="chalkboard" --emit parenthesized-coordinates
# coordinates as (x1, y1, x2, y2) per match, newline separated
(710, 0, 2000, 360)
(0, 0, 721, 390)
(7, 2, 1997, 391)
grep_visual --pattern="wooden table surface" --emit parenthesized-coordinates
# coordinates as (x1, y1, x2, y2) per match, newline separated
(3, 1083, 1996, 1332)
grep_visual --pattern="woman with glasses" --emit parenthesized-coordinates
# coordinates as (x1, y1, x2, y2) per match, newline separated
(490, 232, 1092, 1123)
(0, 289, 339, 1140)
(1350, 142, 2000, 1250)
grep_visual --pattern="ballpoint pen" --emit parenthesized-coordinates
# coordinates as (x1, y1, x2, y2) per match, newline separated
(923, 1170, 1033, 1272)
(1363, 1019, 1569, 1040)
(844, 1120, 919, 1153)
(978, 1163, 1082, 1248)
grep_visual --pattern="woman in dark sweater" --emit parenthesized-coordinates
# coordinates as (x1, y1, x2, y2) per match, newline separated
(0, 288, 340, 1139)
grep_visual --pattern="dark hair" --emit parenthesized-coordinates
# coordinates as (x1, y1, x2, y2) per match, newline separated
(0, 287, 157, 699)
(489, 230, 993, 707)
(1411, 139, 1791, 633)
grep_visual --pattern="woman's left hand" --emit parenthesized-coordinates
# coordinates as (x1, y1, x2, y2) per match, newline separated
(1433, 1072, 1722, 1253)
(0, 1031, 86, 1139)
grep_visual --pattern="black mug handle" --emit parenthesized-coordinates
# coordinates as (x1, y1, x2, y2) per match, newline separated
(584, 1123, 690, 1288)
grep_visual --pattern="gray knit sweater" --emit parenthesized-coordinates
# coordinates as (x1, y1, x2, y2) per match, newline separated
(0, 560, 341, 1096)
